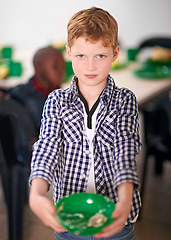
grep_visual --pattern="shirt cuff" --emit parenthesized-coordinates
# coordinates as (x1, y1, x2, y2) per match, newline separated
(114, 168, 140, 190)
(29, 167, 54, 190)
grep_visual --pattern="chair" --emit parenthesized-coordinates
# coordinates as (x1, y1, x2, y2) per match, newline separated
(140, 95, 171, 212)
(139, 36, 171, 49)
(0, 99, 37, 240)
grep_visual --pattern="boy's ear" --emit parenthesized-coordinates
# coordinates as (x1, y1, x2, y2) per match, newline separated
(66, 45, 71, 60)
(34, 65, 40, 74)
(112, 45, 120, 62)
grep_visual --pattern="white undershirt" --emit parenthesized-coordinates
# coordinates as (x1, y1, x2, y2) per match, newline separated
(81, 102, 101, 193)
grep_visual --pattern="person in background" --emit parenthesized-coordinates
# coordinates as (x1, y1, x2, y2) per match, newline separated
(6, 46, 65, 136)
(29, 7, 142, 240)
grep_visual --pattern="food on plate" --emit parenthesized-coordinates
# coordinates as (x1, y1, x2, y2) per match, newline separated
(0, 65, 9, 79)
(151, 46, 171, 62)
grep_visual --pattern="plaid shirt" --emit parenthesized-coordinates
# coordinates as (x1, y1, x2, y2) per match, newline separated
(29, 74, 142, 223)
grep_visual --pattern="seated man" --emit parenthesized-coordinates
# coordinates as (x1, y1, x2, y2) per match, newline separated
(6, 46, 65, 136)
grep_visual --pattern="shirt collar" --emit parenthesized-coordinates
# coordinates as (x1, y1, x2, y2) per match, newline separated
(69, 74, 115, 106)
(32, 76, 58, 97)
(100, 74, 115, 105)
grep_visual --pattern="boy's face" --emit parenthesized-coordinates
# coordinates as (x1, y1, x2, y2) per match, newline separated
(66, 37, 119, 89)
(38, 54, 65, 88)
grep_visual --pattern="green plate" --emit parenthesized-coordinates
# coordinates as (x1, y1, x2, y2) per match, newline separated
(55, 192, 115, 236)
(134, 67, 171, 79)
(134, 59, 171, 79)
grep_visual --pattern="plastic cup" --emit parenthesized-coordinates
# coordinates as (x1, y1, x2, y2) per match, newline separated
(9, 61, 23, 77)
(1, 47, 13, 59)
(127, 48, 139, 61)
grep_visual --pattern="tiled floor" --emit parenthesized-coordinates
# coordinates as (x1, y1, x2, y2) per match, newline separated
(0, 158, 171, 240)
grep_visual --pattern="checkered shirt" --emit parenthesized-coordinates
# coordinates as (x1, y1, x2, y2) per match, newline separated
(29, 74, 142, 223)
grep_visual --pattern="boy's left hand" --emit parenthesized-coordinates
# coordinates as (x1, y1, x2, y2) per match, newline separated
(94, 201, 131, 239)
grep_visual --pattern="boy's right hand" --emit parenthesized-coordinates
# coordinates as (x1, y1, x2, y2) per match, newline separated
(30, 195, 66, 232)
(29, 178, 66, 233)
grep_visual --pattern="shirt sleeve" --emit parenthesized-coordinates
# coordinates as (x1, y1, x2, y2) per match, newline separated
(113, 89, 142, 189)
(29, 91, 63, 187)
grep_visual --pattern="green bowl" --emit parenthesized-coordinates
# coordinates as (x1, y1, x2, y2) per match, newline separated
(55, 192, 115, 236)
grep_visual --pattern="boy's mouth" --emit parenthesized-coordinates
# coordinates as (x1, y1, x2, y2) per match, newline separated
(85, 74, 97, 79)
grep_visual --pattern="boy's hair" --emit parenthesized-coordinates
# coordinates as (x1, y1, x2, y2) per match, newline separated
(33, 46, 62, 67)
(67, 7, 118, 50)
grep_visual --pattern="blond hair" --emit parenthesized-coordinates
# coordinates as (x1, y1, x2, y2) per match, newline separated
(67, 7, 118, 50)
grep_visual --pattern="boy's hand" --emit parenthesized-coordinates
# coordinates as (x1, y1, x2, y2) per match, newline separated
(94, 201, 131, 238)
(30, 194, 66, 232)
(29, 178, 66, 233)
(94, 182, 133, 239)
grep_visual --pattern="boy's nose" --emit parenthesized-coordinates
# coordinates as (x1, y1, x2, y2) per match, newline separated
(86, 59, 96, 71)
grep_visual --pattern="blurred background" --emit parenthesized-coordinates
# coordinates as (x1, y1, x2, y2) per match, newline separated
(1, 0, 171, 48)
(0, 0, 171, 76)
(0, 1, 171, 240)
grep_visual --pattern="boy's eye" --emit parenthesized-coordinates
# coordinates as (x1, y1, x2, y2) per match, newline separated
(77, 54, 85, 59)
(53, 64, 58, 69)
(97, 55, 105, 59)
(53, 64, 65, 70)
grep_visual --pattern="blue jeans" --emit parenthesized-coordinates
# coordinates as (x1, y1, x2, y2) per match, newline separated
(54, 223, 135, 240)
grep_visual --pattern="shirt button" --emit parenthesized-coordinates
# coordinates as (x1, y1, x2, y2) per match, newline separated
(81, 173, 86, 179)
(68, 114, 72, 119)
(106, 116, 111, 122)
(85, 150, 89, 155)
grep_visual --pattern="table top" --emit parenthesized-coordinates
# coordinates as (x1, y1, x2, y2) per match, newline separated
(1, 64, 171, 110)
(0, 76, 28, 90)
(110, 68, 171, 110)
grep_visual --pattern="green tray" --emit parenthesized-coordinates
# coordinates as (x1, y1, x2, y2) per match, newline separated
(55, 192, 115, 236)
(134, 67, 171, 79)
(134, 59, 171, 79)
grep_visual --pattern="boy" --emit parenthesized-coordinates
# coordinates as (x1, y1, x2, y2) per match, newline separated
(29, 7, 142, 240)
(6, 46, 65, 135)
